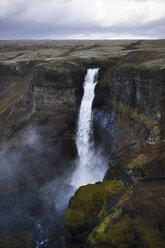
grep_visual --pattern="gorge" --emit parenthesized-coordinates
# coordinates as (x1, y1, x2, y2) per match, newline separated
(0, 40, 164, 248)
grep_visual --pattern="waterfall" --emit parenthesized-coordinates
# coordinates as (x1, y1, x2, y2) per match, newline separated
(71, 68, 108, 188)
(76, 68, 99, 166)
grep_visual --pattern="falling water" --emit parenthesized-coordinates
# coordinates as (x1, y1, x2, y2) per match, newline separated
(71, 68, 108, 188)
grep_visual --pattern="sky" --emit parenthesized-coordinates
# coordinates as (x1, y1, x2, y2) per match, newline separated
(0, 0, 165, 39)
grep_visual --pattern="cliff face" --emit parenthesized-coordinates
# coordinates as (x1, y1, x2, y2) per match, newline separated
(0, 52, 87, 247)
(0, 40, 165, 248)
(65, 44, 165, 248)
(0, 62, 33, 143)
(0, 60, 86, 154)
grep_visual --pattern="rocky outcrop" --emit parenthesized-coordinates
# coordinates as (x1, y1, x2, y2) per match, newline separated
(65, 180, 126, 240)
(65, 47, 165, 248)
(0, 40, 165, 248)
(0, 61, 89, 167)
(0, 58, 87, 247)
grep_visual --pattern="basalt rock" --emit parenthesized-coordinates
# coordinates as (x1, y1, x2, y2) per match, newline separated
(0, 40, 165, 248)
(65, 42, 165, 248)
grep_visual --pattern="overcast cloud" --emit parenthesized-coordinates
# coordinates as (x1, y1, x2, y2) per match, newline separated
(0, 0, 165, 39)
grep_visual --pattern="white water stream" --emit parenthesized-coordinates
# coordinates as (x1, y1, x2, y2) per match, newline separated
(71, 68, 108, 188)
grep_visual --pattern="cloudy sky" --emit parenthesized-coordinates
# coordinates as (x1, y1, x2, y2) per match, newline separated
(0, 0, 165, 39)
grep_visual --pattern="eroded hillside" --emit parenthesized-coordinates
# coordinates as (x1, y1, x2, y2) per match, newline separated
(0, 40, 164, 248)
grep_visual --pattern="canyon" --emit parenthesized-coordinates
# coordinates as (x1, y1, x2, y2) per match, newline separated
(0, 40, 164, 248)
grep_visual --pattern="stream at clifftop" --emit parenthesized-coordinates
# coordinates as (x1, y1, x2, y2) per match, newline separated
(0, 68, 109, 248)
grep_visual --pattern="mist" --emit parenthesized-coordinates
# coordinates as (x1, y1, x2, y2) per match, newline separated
(0, 69, 113, 247)
(0, 126, 75, 247)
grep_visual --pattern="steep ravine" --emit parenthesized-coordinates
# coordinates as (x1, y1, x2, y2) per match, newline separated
(65, 57, 165, 247)
(0, 60, 88, 248)
(0, 40, 165, 248)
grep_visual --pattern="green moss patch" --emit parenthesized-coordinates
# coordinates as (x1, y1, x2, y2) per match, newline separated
(65, 180, 125, 235)
(136, 222, 165, 248)
(0, 231, 32, 248)
(126, 154, 150, 169)
(88, 187, 133, 247)
(116, 103, 156, 128)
